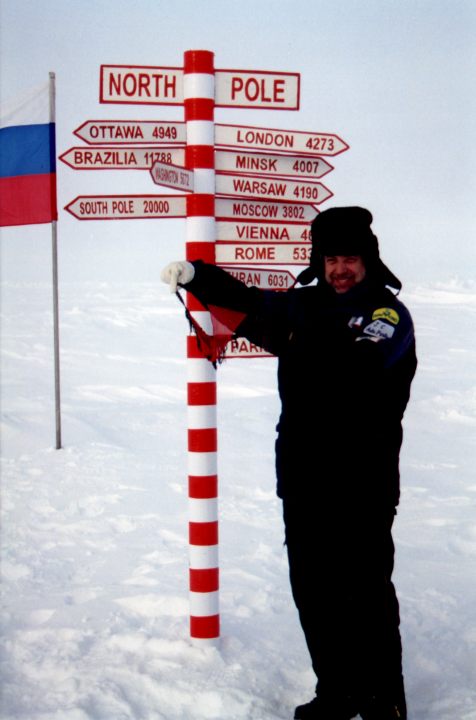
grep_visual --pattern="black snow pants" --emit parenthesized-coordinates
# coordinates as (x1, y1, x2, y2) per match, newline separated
(283, 496, 406, 711)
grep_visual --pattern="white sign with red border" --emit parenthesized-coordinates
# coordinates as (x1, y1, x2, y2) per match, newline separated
(74, 120, 186, 145)
(217, 221, 310, 243)
(216, 173, 333, 205)
(215, 149, 333, 180)
(215, 198, 318, 224)
(215, 69, 299, 110)
(215, 123, 349, 157)
(65, 195, 187, 221)
(222, 266, 296, 290)
(216, 242, 311, 266)
(100, 65, 184, 105)
(150, 159, 194, 192)
(225, 338, 273, 359)
(59, 146, 184, 170)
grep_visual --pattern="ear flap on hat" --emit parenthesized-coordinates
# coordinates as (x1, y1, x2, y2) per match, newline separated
(377, 261, 402, 292)
(296, 265, 317, 286)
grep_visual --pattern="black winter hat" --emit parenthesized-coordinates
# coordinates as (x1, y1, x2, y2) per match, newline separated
(297, 206, 402, 291)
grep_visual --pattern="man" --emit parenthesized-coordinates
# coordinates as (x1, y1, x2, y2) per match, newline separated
(161, 207, 417, 720)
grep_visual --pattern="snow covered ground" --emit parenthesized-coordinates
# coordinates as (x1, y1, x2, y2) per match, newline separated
(1, 272, 475, 719)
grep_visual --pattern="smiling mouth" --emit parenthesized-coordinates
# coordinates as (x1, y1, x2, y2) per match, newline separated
(330, 276, 357, 292)
(332, 276, 355, 285)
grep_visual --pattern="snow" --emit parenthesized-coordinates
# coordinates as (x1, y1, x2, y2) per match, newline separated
(1, 272, 476, 720)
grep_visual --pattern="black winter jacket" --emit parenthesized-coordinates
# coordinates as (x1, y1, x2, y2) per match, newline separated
(184, 261, 417, 508)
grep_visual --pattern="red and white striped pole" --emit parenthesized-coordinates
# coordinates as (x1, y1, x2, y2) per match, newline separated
(183, 50, 219, 643)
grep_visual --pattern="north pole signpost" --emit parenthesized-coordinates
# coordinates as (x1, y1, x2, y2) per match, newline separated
(61, 51, 349, 644)
(99, 64, 301, 109)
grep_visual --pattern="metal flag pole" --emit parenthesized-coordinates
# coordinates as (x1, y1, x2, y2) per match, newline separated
(49, 71, 62, 450)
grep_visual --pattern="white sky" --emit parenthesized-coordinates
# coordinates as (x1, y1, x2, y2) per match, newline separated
(0, 0, 475, 285)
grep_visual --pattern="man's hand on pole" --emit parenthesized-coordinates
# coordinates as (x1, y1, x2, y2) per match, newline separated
(161, 261, 195, 293)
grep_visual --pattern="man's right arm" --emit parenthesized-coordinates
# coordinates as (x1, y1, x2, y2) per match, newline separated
(186, 261, 263, 315)
(161, 259, 258, 311)
(161, 260, 290, 355)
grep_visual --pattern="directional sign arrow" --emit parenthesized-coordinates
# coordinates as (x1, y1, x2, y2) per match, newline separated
(215, 149, 333, 179)
(216, 173, 333, 205)
(64, 195, 187, 221)
(215, 198, 318, 224)
(215, 123, 349, 157)
(221, 266, 296, 290)
(216, 242, 311, 266)
(217, 220, 310, 243)
(59, 146, 184, 170)
(224, 338, 273, 359)
(150, 159, 194, 192)
(74, 120, 186, 145)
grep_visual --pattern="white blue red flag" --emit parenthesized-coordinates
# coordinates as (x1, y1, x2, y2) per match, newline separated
(0, 80, 57, 227)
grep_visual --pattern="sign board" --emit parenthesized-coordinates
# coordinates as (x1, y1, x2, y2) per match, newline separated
(100, 65, 184, 105)
(74, 120, 186, 145)
(221, 266, 296, 290)
(225, 338, 273, 359)
(100, 65, 300, 110)
(215, 197, 318, 224)
(150, 159, 194, 192)
(65, 195, 186, 221)
(215, 149, 333, 180)
(216, 242, 311, 266)
(216, 173, 333, 205)
(217, 220, 310, 242)
(215, 69, 299, 110)
(59, 146, 184, 170)
(215, 123, 349, 157)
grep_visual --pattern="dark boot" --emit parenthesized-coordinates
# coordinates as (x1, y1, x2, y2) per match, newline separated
(294, 694, 359, 720)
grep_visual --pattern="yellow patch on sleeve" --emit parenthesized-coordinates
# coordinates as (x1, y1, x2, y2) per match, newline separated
(372, 307, 400, 325)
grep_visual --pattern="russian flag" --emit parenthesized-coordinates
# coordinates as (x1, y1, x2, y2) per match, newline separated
(0, 80, 57, 227)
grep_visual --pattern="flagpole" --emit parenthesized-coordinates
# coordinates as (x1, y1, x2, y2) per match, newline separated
(183, 50, 219, 644)
(49, 71, 62, 450)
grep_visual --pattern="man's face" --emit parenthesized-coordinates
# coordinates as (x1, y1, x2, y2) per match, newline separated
(324, 255, 366, 294)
